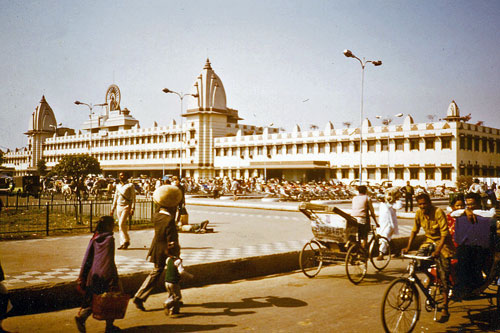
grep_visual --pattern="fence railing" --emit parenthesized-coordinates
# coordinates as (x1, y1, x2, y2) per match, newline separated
(0, 192, 155, 238)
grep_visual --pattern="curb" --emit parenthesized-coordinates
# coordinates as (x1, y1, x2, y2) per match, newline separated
(7, 235, 424, 317)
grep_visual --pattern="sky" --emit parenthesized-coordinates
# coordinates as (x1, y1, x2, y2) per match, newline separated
(1, 0, 499, 150)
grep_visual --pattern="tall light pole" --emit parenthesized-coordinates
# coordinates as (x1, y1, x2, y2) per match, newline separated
(49, 122, 62, 134)
(264, 123, 274, 182)
(375, 113, 403, 181)
(74, 101, 107, 155)
(343, 49, 382, 185)
(162, 88, 198, 178)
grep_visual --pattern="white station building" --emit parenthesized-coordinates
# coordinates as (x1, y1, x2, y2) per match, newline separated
(3, 59, 500, 187)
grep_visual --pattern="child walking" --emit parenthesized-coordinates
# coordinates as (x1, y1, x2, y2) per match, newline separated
(164, 243, 193, 316)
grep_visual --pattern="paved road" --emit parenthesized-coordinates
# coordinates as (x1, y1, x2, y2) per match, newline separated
(1, 201, 419, 290)
(3, 258, 498, 333)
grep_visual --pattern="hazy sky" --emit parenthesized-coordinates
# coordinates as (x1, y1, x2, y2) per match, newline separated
(1, 0, 499, 150)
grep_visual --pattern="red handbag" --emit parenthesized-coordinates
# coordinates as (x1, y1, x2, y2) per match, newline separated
(92, 292, 130, 320)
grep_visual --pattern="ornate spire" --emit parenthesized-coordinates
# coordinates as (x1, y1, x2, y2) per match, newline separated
(204, 58, 212, 70)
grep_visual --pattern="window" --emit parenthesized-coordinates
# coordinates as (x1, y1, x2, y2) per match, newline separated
(286, 145, 293, 154)
(410, 168, 419, 180)
(497, 140, 500, 153)
(342, 142, 349, 152)
(223, 148, 228, 156)
(257, 146, 263, 155)
(425, 138, 434, 150)
(329, 142, 337, 153)
(297, 144, 303, 154)
(277, 145, 283, 154)
(354, 169, 360, 179)
(354, 141, 360, 152)
(380, 168, 388, 179)
(489, 140, 495, 153)
(460, 136, 465, 150)
(467, 136, 473, 150)
(367, 168, 376, 179)
(441, 137, 451, 149)
(482, 138, 488, 152)
(318, 143, 325, 153)
(367, 140, 376, 152)
(341, 169, 349, 179)
(307, 144, 314, 154)
(474, 137, 480, 151)
(410, 138, 419, 150)
(380, 139, 388, 151)
(231, 147, 236, 156)
(395, 168, 404, 180)
(395, 139, 404, 151)
(215, 148, 220, 157)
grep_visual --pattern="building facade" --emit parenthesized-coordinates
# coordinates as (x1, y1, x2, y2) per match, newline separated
(3, 59, 500, 187)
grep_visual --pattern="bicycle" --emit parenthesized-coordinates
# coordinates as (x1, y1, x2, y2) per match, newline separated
(298, 202, 392, 285)
(381, 253, 500, 333)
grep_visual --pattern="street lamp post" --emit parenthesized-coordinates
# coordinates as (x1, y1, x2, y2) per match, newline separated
(375, 113, 403, 181)
(343, 49, 382, 185)
(263, 123, 274, 182)
(162, 88, 198, 178)
(74, 101, 107, 156)
(49, 122, 62, 135)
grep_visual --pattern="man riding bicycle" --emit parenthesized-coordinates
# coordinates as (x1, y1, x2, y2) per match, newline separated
(402, 193, 455, 320)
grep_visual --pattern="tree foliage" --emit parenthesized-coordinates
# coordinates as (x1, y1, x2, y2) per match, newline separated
(53, 154, 101, 183)
(456, 175, 473, 191)
(37, 158, 47, 176)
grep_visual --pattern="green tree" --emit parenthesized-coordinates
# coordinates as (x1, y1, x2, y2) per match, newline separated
(37, 158, 47, 176)
(53, 154, 102, 199)
(456, 175, 473, 191)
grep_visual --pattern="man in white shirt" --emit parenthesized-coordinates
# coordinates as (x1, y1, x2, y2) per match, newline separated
(110, 172, 136, 249)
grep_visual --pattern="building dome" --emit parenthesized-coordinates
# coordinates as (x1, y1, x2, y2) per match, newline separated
(187, 59, 227, 111)
(28, 96, 57, 132)
(446, 100, 460, 118)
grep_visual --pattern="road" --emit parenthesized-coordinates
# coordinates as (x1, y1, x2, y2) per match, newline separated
(0, 204, 415, 278)
(3, 259, 498, 332)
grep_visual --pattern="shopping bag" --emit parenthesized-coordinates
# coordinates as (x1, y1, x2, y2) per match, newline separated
(92, 292, 130, 320)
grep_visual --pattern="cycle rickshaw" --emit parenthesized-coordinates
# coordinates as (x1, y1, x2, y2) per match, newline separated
(381, 213, 500, 333)
(298, 202, 392, 284)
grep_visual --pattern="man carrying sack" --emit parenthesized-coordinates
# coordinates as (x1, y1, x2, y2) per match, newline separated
(133, 185, 182, 311)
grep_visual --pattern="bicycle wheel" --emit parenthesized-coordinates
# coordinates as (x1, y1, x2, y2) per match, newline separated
(369, 235, 392, 271)
(299, 240, 323, 278)
(381, 278, 420, 333)
(345, 243, 368, 284)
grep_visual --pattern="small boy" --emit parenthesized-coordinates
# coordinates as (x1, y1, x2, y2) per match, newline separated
(164, 242, 193, 316)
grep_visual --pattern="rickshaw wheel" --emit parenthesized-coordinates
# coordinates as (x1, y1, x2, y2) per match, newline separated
(345, 243, 367, 284)
(299, 240, 323, 278)
(369, 236, 392, 271)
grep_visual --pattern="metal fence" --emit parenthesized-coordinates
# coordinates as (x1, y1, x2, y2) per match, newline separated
(0, 192, 155, 237)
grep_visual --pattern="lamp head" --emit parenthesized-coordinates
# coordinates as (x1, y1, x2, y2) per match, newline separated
(74, 101, 82, 105)
(375, 115, 382, 119)
(191, 93, 199, 98)
(162, 88, 172, 94)
(395, 113, 403, 117)
(343, 49, 354, 58)
(372, 60, 382, 66)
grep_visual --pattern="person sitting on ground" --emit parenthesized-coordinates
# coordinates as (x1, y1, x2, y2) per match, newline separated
(451, 192, 497, 298)
(178, 220, 211, 233)
(75, 216, 121, 333)
(402, 193, 455, 320)
(163, 242, 193, 316)
(351, 185, 378, 249)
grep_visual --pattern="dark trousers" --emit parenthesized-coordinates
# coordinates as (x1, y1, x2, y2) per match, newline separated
(134, 262, 165, 302)
(405, 196, 413, 212)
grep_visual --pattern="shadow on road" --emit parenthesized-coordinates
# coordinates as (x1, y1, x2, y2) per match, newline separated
(445, 304, 500, 332)
(122, 323, 237, 332)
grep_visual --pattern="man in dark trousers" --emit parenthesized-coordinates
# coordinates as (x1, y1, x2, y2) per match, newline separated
(133, 185, 182, 311)
(402, 181, 415, 212)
